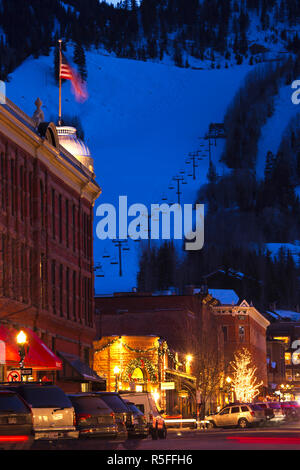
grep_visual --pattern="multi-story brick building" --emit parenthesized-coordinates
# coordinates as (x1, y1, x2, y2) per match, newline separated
(94, 290, 221, 416)
(94, 288, 270, 412)
(212, 298, 270, 389)
(0, 96, 101, 391)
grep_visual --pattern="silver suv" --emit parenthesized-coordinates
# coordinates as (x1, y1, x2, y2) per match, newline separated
(206, 403, 266, 428)
(2, 384, 78, 440)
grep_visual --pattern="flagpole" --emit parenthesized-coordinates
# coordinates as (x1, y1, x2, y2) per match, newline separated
(58, 39, 62, 126)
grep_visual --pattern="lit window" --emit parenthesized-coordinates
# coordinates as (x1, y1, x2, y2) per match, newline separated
(285, 353, 291, 365)
(273, 337, 289, 344)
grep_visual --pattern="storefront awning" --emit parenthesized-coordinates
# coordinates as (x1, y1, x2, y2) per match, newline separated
(0, 326, 62, 370)
(57, 351, 106, 384)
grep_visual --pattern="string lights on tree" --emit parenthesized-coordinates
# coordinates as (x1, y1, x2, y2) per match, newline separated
(230, 348, 263, 403)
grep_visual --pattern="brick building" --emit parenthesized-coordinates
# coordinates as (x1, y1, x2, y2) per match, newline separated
(267, 320, 300, 399)
(212, 298, 270, 388)
(0, 96, 102, 391)
(95, 289, 270, 411)
(94, 291, 222, 415)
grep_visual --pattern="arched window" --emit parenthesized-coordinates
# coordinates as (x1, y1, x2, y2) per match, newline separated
(40, 180, 44, 228)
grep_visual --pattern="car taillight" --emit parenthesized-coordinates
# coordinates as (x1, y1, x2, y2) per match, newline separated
(251, 412, 255, 416)
(110, 412, 115, 423)
(76, 413, 91, 425)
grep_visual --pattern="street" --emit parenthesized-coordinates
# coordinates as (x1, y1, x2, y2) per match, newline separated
(29, 422, 300, 451)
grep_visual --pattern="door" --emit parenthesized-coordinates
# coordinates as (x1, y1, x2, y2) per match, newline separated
(229, 406, 240, 426)
(215, 407, 230, 427)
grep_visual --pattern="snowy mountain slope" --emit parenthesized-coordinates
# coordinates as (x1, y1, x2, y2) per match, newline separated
(7, 48, 253, 293)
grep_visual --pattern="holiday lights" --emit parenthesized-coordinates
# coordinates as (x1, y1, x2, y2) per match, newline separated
(230, 348, 263, 403)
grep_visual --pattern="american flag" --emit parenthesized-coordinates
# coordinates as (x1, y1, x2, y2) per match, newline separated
(60, 53, 73, 80)
(60, 53, 88, 103)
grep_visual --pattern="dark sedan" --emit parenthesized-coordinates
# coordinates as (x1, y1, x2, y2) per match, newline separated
(0, 390, 34, 449)
(67, 393, 118, 439)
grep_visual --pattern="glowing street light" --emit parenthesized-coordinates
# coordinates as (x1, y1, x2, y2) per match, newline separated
(16, 330, 28, 379)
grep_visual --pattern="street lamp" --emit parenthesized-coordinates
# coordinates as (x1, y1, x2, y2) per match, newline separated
(114, 366, 120, 392)
(225, 376, 233, 403)
(16, 330, 28, 380)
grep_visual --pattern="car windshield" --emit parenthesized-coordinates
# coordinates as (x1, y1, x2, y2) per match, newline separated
(98, 394, 129, 413)
(20, 386, 72, 408)
(126, 403, 144, 415)
(69, 396, 110, 413)
(0, 393, 29, 413)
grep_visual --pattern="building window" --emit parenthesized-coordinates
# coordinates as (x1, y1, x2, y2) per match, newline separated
(29, 172, 33, 225)
(40, 253, 47, 309)
(73, 271, 76, 320)
(59, 195, 62, 243)
(11, 159, 15, 216)
(239, 326, 245, 342)
(40, 181, 44, 228)
(72, 204, 76, 252)
(59, 264, 63, 317)
(222, 326, 228, 342)
(21, 244, 27, 303)
(65, 199, 69, 248)
(66, 267, 70, 319)
(51, 260, 56, 315)
(20, 166, 24, 221)
(285, 352, 292, 365)
(52, 189, 56, 239)
(273, 336, 289, 345)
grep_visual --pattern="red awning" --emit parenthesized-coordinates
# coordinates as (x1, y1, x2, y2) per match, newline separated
(0, 326, 62, 370)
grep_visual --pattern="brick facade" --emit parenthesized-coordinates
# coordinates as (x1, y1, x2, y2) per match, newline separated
(0, 98, 100, 391)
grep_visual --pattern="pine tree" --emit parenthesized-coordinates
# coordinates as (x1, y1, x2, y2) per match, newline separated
(207, 158, 218, 184)
(73, 42, 87, 81)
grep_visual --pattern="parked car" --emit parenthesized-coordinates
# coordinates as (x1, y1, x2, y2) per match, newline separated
(255, 402, 275, 420)
(123, 399, 149, 438)
(280, 401, 299, 420)
(206, 403, 266, 428)
(119, 392, 167, 439)
(0, 383, 78, 441)
(0, 390, 34, 450)
(256, 402, 286, 421)
(95, 392, 132, 439)
(67, 393, 118, 439)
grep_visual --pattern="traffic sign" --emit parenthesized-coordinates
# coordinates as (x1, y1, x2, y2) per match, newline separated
(21, 368, 32, 376)
(7, 370, 21, 382)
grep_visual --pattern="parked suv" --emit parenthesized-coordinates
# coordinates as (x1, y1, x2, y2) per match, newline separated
(123, 399, 149, 438)
(206, 403, 266, 428)
(68, 393, 118, 439)
(95, 392, 132, 439)
(119, 392, 167, 439)
(0, 390, 34, 449)
(0, 383, 78, 441)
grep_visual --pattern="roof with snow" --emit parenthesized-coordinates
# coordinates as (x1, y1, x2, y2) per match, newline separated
(208, 289, 239, 305)
(275, 310, 300, 322)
